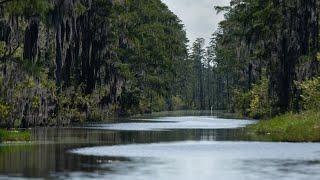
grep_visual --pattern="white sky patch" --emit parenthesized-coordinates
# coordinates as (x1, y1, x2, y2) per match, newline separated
(161, 0, 230, 46)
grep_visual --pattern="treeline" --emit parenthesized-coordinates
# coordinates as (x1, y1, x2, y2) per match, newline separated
(2, 0, 318, 128)
(178, 38, 221, 111)
(0, 0, 192, 128)
(199, 0, 320, 118)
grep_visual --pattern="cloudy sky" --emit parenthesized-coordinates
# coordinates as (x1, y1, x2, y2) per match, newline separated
(161, 0, 230, 46)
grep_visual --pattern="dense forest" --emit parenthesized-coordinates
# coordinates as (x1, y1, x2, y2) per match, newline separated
(191, 0, 320, 119)
(0, 0, 320, 128)
(0, 0, 193, 128)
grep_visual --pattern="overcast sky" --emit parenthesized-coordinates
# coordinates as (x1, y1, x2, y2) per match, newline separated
(161, 0, 230, 46)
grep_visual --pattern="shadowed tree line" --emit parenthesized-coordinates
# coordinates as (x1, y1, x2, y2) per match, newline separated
(0, 0, 193, 128)
(1, 0, 319, 129)
(189, 0, 320, 118)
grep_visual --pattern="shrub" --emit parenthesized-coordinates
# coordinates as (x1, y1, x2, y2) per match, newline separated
(232, 89, 251, 116)
(151, 95, 166, 112)
(171, 95, 186, 110)
(0, 102, 10, 123)
(247, 76, 271, 119)
(297, 76, 320, 110)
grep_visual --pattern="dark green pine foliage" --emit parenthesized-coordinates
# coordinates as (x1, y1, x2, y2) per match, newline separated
(183, 38, 220, 111)
(190, 38, 206, 110)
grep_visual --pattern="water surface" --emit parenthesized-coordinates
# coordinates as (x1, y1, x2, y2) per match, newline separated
(0, 112, 318, 180)
(72, 141, 320, 180)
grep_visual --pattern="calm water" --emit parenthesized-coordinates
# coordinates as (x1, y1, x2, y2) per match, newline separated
(0, 112, 320, 180)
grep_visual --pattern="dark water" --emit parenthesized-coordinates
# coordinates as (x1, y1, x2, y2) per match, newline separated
(0, 113, 319, 180)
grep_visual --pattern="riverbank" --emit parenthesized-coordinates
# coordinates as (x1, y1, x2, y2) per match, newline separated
(247, 111, 320, 142)
(132, 110, 242, 119)
(0, 129, 30, 142)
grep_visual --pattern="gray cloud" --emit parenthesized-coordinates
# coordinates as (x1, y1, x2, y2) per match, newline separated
(161, 0, 230, 46)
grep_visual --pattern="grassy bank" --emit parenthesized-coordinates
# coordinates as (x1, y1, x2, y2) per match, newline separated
(247, 111, 320, 142)
(0, 129, 31, 142)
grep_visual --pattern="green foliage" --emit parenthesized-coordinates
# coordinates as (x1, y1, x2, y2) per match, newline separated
(171, 96, 186, 110)
(56, 87, 107, 123)
(231, 75, 271, 119)
(20, 60, 44, 77)
(232, 89, 251, 116)
(317, 53, 320, 62)
(74, 2, 87, 16)
(22, 77, 36, 89)
(0, 0, 318, 129)
(57, 91, 86, 123)
(5, 0, 52, 18)
(247, 76, 271, 118)
(0, 64, 56, 128)
(0, 0, 188, 126)
(211, 0, 318, 116)
(110, 0, 188, 114)
(0, 102, 10, 121)
(31, 96, 40, 110)
(0, 41, 5, 56)
(0, 129, 31, 142)
(115, 63, 131, 79)
(119, 88, 141, 115)
(139, 97, 151, 114)
(297, 77, 320, 110)
(150, 95, 166, 112)
(247, 111, 320, 142)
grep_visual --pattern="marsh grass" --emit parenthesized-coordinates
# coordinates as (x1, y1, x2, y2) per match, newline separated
(247, 111, 320, 142)
(0, 129, 31, 142)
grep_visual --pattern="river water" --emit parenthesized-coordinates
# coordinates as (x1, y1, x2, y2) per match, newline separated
(0, 112, 320, 180)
